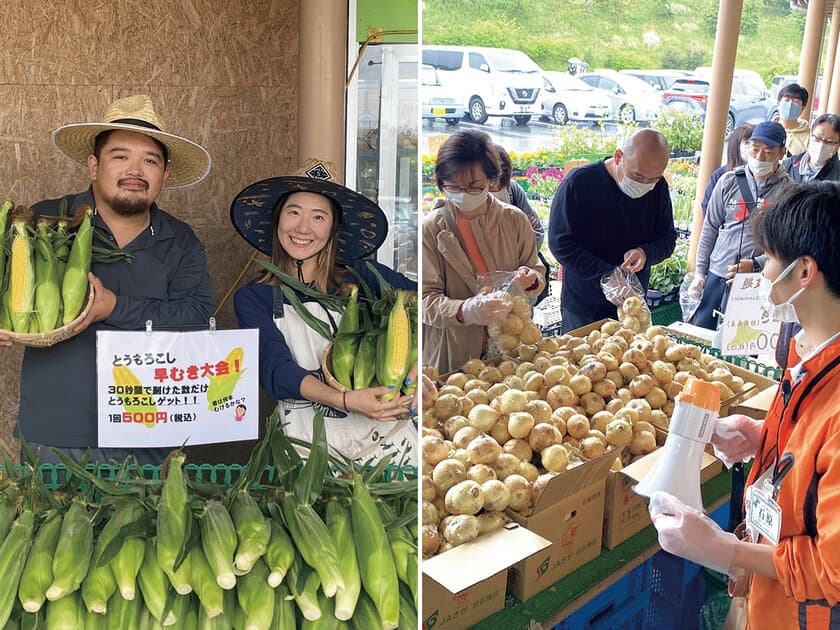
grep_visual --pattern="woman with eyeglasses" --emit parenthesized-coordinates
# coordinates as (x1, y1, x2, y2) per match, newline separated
(422, 130, 546, 373)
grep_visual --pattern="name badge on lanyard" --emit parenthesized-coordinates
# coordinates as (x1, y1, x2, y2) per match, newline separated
(746, 452, 794, 546)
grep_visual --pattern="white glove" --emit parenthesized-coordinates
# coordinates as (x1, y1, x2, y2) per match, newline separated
(710, 414, 762, 469)
(649, 491, 739, 575)
(688, 273, 705, 301)
(460, 293, 512, 326)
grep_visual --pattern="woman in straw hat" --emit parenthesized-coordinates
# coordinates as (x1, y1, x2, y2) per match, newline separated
(3, 94, 214, 466)
(230, 160, 418, 464)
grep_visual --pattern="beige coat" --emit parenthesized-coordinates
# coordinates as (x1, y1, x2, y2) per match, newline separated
(422, 197, 546, 374)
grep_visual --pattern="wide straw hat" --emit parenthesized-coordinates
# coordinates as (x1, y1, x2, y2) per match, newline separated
(229, 158, 388, 263)
(51, 94, 211, 188)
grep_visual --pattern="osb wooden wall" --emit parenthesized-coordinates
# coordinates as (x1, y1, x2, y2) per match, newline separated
(0, 0, 299, 462)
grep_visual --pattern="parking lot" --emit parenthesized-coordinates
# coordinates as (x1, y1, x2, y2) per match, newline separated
(421, 116, 633, 157)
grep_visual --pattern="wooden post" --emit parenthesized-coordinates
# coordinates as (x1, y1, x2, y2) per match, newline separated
(299, 1, 348, 181)
(688, 0, 742, 272)
(798, 0, 828, 116)
(818, 5, 840, 115)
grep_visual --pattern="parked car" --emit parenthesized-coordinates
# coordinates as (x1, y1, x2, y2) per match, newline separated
(770, 74, 797, 100)
(540, 71, 612, 125)
(422, 45, 544, 125)
(578, 69, 662, 123)
(620, 69, 690, 92)
(421, 64, 464, 125)
(661, 75, 778, 135)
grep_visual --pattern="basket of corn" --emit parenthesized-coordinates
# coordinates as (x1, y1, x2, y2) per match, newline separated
(0, 409, 418, 628)
(0, 200, 131, 347)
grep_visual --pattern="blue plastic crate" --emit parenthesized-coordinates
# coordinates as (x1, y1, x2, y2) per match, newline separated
(708, 500, 731, 530)
(554, 559, 652, 630)
(649, 550, 703, 603)
(645, 568, 707, 630)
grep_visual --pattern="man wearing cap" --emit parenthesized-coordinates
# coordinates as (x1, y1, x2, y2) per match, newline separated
(0, 94, 215, 465)
(689, 121, 792, 330)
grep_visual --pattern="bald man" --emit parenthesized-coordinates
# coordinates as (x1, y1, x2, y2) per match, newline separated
(548, 129, 677, 332)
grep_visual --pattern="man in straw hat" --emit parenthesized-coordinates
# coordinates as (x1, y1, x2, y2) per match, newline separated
(0, 94, 215, 465)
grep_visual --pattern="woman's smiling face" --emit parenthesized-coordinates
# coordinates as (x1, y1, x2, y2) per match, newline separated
(276, 191, 335, 259)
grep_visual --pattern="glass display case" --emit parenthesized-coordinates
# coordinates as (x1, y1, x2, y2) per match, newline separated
(346, 43, 418, 280)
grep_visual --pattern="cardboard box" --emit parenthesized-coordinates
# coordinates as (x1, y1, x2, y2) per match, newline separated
(422, 523, 551, 630)
(731, 383, 778, 419)
(505, 447, 617, 601)
(602, 448, 723, 549)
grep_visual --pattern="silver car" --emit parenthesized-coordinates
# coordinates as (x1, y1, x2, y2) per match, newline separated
(421, 64, 464, 125)
(578, 69, 662, 123)
(541, 72, 612, 125)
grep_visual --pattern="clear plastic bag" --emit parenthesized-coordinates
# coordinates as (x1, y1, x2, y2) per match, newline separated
(476, 271, 540, 356)
(600, 267, 652, 332)
(679, 272, 701, 322)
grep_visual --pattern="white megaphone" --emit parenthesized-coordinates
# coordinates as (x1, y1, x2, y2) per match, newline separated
(633, 377, 720, 511)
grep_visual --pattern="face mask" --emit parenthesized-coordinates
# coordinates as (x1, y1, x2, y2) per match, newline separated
(490, 189, 510, 203)
(759, 258, 806, 323)
(446, 187, 488, 213)
(618, 164, 656, 199)
(778, 101, 802, 121)
(807, 140, 837, 165)
(748, 156, 776, 178)
(739, 143, 750, 162)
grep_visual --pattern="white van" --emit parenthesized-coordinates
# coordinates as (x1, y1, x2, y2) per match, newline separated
(422, 46, 544, 125)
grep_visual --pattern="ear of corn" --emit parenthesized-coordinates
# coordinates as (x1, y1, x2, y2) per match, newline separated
(199, 500, 238, 591)
(377, 290, 410, 402)
(44, 590, 84, 630)
(137, 540, 176, 626)
(94, 498, 145, 597)
(171, 593, 198, 630)
(156, 453, 190, 579)
(350, 473, 399, 629)
(286, 557, 321, 622)
(231, 491, 271, 575)
(0, 487, 20, 546)
(300, 590, 339, 630)
(281, 498, 343, 599)
(47, 500, 93, 601)
(352, 332, 377, 390)
(0, 199, 13, 303)
(111, 536, 145, 600)
(349, 590, 382, 630)
(80, 559, 116, 615)
(105, 588, 142, 629)
(188, 544, 225, 620)
(33, 221, 60, 332)
(269, 583, 295, 630)
(165, 547, 193, 595)
(398, 584, 417, 630)
(236, 558, 275, 630)
(387, 525, 416, 602)
(325, 499, 360, 622)
(264, 520, 295, 588)
(331, 285, 360, 389)
(18, 509, 62, 613)
(9, 217, 35, 333)
(0, 510, 35, 628)
(60, 204, 93, 324)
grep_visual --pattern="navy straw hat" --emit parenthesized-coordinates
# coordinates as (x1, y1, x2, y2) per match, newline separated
(229, 159, 388, 263)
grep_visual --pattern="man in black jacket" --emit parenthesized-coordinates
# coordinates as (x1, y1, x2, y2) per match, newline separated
(783, 113, 840, 184)
(548, 129, 677, 332)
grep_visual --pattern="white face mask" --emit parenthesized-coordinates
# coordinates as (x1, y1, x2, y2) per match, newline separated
(618, 164, 657, 199)
(748, 156, 776, 178)
(807, 140, 837, 166)
(759, 258, 806, 323)
(446, 187, 488, 213)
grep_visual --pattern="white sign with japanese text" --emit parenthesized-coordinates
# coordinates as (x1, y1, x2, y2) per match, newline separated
(721, 273, 779, 356)
(96, 329, 259, 447)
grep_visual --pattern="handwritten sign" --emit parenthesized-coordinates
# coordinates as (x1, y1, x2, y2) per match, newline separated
(720, 273, 779, 356)
(96, 329, 259, 447)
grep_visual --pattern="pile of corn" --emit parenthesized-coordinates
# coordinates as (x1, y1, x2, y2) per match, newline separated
(0, 410, 417, 629)
(330, 282, 418, 402)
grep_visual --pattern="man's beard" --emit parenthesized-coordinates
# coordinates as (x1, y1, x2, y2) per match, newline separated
(109, 192, 152, 217)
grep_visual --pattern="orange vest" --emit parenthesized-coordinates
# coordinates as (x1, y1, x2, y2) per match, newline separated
(745, 338, 840, 629)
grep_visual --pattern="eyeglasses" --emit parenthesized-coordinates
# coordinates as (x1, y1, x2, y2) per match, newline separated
(443, 185, 486, 195)
(811, 134, 840, 146)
